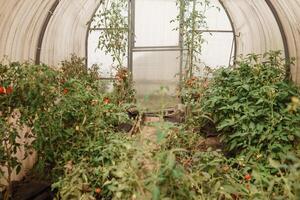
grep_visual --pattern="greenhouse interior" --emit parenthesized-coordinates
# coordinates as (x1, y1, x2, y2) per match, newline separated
(0, 0, 300, 199)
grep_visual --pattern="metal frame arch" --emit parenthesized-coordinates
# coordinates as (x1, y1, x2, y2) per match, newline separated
(218, 0, 285, 62)
(218, 0, 238, 64)
(265, 0, 291, 78)
(35, 0, 60, 65)
(85, 0, 103, 67)
(39, 0, 100, 66)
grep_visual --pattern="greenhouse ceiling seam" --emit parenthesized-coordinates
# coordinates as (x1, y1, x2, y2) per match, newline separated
(265, 0, 291, 78)
(35, 0, 60, 65)
(218, 0, 238, 64)
(85, 0, 103, 67)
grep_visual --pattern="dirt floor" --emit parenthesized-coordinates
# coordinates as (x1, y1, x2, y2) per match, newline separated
(141, 116, 222, 152)
(137, 95, 180, 111)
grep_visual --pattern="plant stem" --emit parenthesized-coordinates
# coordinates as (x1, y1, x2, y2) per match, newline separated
(3, 140, 12, 200)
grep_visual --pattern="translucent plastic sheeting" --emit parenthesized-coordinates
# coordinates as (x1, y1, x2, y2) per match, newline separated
(196, 0, 235, 70)
(134, 0, 179, 47)
(90, 1, 128, 28)
(199, 32, 234, 69)
(87, 0, 234, 74)
(1, 0, 300, 84)
(0, 0, 56, 62)
(88, 31, 127, 78)
(133, 51, 180, 96)
(269, 0, 300, 83)
(0, 1, 55, 185)
(204, 0, 233, 31)
(220, 0, 284, 56)
(40, 0, 99, 66)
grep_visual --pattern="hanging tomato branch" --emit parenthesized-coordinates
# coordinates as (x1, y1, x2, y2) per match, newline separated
(92, 0, 135, 103)
(173, 0, 213, 80)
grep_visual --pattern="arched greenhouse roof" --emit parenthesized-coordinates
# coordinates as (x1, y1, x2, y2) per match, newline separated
(0, 0, 299, 82)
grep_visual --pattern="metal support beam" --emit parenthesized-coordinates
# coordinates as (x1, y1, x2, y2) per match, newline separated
(196, 29, 234, 33)
(265, 0, 291, 79)
(132, 48, 184, 52)
(35, 0, 60, 65)
(178, 0, 185, 94)
(218, 0, 237, 63)
(89, 27, 128, 31)
(85, 1, 103, 67)
(134, 45, 180, 49)
(128, 0, 135, 75)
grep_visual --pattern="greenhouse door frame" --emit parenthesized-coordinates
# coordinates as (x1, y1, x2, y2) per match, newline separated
(128, 0, 185, 86)
(86, 0, 236, 83)
(127, 0, 236, 87)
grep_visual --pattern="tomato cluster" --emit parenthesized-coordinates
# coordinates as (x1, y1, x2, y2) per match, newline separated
(0, 86, 13, 95)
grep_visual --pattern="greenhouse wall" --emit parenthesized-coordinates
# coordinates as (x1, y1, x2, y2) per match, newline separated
(40, 0, 100, 66)
(0, 0, 299, 82)
(0, 0, 55, 62)
(269, 0, 300, 83)
(220, 0, 284, 55)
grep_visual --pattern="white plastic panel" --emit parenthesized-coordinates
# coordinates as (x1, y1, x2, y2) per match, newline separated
(88, 31, 127, 78)
(134, 0, 179, 47)
(269, 0, 300, 83)
(195, 0, 235, 71)
(0, 0, 56, 62)
(40, 0, 99, 66)
(1, 0, 300, 84)
(198, 0, 232, 31)
(90, 1, 128, 29)
(133, 51, 180, 95)
(220, 0, 284, 56)
(200, 32, 234, 68)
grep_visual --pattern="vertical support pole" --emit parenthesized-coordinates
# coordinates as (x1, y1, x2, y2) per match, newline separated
(218, 0, 237, 64)
(189, 0, 197, 78)
(85, 1, 103, 68)
(179, 0, 185, 92)
(127, 0, 134, 78)
(131, 0, 136, 49)
(228, 33, 235, 66)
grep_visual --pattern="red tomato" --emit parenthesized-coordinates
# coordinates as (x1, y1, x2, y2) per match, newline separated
(6, 86, 13, 94)
(244, 174, 251, 181)
(63, 88, 68, 94)
(95, 188, 101, 194)
(0, 87, 5, 94)
(103, 97, 110, 104)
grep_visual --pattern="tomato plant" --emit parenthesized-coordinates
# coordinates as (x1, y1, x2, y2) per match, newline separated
(201, 51, 300, 156)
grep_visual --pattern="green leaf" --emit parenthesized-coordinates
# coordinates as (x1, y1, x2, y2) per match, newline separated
(152, 186, 160, 200)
